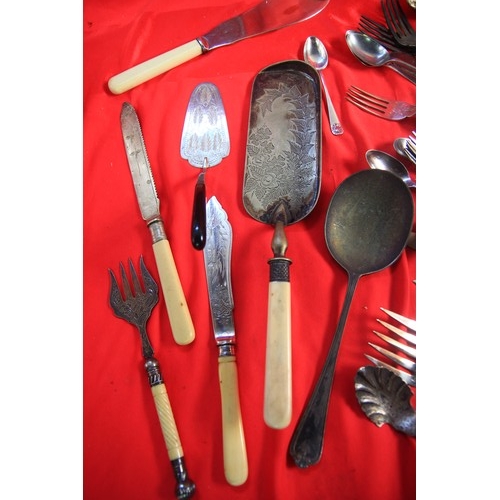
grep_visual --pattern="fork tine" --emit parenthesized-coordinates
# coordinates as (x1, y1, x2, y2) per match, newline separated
(346, 86, 388, 117)
(358, 15, 399, 51)
(364, 354, 416, 387)
(128, 257, 143, 297)
(372, 330, 416, 358)
(391, 0, 415, 35)
(368, 343, 416, 373)
(380, 307, 416, 331)
(376, 319, 416, 345)
(119, 261, 133, 300)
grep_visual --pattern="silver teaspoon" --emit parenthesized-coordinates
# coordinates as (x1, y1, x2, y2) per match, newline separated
(304, 36, 343, 135)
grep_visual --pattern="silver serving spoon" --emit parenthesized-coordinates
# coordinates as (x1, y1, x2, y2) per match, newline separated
(345, 30, 416, 84)
(365, 149, 416, 189)
(304, 36, 343, 135)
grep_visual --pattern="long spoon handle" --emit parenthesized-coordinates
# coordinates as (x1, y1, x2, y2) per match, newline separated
(319, 73, 343, 135)
(289, 274, 359, 468)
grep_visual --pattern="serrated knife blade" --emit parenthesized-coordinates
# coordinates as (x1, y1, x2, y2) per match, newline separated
(120, 102, 195, 345)
(203, 196, 248, 486)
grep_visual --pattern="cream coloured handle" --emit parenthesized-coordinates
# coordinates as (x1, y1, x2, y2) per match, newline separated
(152, 239, 195, 345)
(108, 40, 204, 94)
(263, 281, 292, 429)
(218, 356, 248, 486)
(151, 383, 184, 460)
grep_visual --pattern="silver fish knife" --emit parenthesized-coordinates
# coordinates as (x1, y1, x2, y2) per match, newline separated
(203, 196, 248, 486)
(120, 102, 195, 345)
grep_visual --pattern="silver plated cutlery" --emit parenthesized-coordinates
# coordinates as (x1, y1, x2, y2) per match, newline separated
(346, 85, 416, 120)
(108, 257, 196, 499)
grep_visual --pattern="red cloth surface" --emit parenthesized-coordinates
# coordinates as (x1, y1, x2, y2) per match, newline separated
(83, 0, 417, 498)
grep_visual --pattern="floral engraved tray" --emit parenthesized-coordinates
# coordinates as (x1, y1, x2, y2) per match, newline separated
(243, 60, 322, 225)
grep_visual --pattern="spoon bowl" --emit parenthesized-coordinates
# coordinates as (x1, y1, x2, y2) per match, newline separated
(345, 30, 416, 84)
(365, 149, 416, 189)
(303, 36, 343, 135)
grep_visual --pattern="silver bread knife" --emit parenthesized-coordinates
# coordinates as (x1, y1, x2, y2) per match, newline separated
(203, 196, 248, 486)
(120, 102, 195, 345)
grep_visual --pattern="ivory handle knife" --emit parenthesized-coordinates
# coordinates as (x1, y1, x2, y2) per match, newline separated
(204, 196, 248, 486)
(120, 102, 195, 345)
(108, 0, 330, 94)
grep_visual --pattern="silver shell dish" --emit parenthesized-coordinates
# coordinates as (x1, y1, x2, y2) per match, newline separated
(355, 366, 416, 437)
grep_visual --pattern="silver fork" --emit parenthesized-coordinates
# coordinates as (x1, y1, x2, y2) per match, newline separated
(346, 85, 416, 120)
(365, 307, 416, 387)
(382, 0, 416, 48)
(358, 15, 415, 55)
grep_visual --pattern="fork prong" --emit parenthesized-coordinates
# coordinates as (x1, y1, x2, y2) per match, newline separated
(119, 261, 133, 300)
(380, 307, 416, 331)
(349, 85, 389, 106)
(358, 15, 399, 51)
(128, 258, 144, 297)
(368, 342, 416, 373)
(365, 354, 416, 387)
(346, 86, 388, 117)
(373, 329, 416, 357)
(376, 319, 416, 345)
(391, 0, 415, 35)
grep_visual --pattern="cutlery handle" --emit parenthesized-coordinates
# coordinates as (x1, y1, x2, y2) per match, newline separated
(108, 40, 203, 95)
(218, 355, 248, 486)
(319, 74, 343, 135)
(145, 359, 196, 499)
(387, 61, 416, 84)
(152, 235, 195, 345)
(263, 260, 292, 429)
(191, 172, 206, 250)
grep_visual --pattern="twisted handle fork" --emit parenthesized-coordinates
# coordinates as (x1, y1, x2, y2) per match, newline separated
(109, 256, 196, 499)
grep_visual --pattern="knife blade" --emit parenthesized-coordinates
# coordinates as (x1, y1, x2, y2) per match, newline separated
(120, 102, 195, 346)
(203, 196, 248, 487)
(108, 0, 330, 94)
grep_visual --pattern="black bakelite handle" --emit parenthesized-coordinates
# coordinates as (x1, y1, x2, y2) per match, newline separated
(191, 173, 206, 250)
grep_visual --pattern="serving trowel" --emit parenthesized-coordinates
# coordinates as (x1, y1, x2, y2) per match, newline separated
(181, 83, 230, 251)
(120, 102, 195, 346)
(203, 196, 248, 486)
(108, 0, 330, 94)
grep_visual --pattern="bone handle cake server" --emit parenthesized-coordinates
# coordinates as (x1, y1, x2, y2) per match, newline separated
(108, 0, 330, 94)
(120, 102, 195, 345)
(203, 196, 248, 486)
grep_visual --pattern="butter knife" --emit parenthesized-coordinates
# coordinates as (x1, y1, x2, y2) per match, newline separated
(120, 102, 195, 345)
(203, 196, 248, 486)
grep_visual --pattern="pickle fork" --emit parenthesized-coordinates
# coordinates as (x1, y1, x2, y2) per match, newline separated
(108, 256, 195, 499)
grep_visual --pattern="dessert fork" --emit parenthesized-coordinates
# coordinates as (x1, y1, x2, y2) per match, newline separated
(365, 307, 416, 387)
(346, 85, 416, 120)
(109, 256, 195, 499)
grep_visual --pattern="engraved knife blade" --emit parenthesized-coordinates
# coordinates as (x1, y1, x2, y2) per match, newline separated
(203, 196, 248, 487)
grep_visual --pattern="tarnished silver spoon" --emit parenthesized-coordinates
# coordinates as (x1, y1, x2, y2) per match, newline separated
(366, 149, 416, 189)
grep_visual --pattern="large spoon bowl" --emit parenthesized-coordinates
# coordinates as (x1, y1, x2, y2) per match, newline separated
(289, 169, 414, 468)
(365, 149, 416, 189)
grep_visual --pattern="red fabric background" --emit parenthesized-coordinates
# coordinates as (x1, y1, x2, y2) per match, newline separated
(83, 0, 416, 498)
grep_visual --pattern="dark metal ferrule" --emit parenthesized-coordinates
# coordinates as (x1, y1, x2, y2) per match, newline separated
(268, 257, 292, 282)
(144, 357, 163, 386)
(171, 457, 196, 499)
(218, 343, 236, 358)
